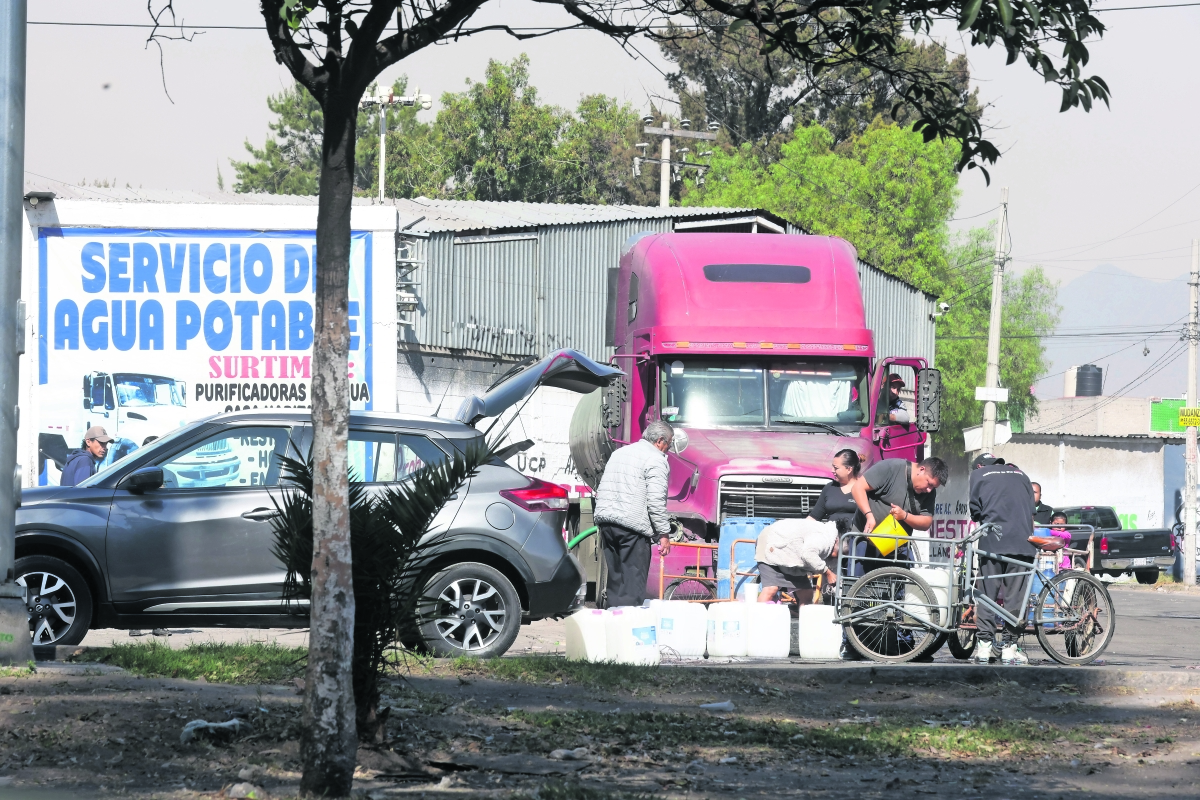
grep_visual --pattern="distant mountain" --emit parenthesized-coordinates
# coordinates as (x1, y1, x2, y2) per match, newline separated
(1037, 266, 1188, 400)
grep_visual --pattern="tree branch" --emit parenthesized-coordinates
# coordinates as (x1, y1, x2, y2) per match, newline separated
(260, 0, 328, 102)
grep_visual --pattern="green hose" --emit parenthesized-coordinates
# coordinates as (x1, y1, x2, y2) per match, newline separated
(567, 525, 598, 549)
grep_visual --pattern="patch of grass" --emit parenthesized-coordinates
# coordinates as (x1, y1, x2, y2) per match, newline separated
(0, 661, 35, 678)
(74, 641, 306, 684)
(509, 709, 1073, 759)
(512, 782, 653, 800)
(449, 655, 663, 690)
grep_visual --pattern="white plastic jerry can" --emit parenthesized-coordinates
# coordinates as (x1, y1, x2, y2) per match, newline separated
(795, 604, 843, 660)
(651, 600, 708, 658)
(745, 601, 791, 659)
(706, 602, 749, 658)
(564, 608, 610, 662)
(605, 606, 660, 665)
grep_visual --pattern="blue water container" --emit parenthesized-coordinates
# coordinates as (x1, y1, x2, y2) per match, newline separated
(716, 517, 776, 600)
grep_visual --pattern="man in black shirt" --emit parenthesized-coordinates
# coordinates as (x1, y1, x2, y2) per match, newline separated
(969, 454, 1036, 665)
(1032, 482, 1054, 525)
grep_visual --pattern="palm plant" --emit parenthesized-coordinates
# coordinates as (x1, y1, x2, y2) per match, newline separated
(270, 439, 496, 741)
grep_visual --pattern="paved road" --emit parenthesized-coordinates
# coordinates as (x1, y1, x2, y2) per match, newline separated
(76, 585, 1200, 668)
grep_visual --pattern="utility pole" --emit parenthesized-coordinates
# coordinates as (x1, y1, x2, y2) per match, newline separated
(0, 0, 32, 665)
(977, 188, 1010, 454)
(635, 116, 718, 208)
(359, 86, 432, 202)
(1183, 240, 1199, 586)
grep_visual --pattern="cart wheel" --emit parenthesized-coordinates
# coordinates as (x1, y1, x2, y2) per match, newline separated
(947, 628, 977, 660)
(917, 632, 948, 659)
(842, 567, 941, 664)
(664, 579, 716, 602)
(1034, 569, 1115, 665)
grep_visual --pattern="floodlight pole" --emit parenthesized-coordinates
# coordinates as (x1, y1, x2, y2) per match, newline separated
(0, 0, 32, 665)
(360, 87, 432, 202)
(639, 121, 718, 208)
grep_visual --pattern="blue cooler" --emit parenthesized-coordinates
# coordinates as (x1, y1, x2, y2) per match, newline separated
(717, 517, 776, 600)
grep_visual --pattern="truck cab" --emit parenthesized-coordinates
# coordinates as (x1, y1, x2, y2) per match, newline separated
(83, 371, 190, 446)
(571, 232, 940, 554)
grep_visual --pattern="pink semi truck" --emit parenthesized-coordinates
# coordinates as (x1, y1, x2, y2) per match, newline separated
(568, 232, 941, 599)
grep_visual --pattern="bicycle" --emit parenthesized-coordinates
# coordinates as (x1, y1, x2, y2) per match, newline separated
(834, 523, 1116, 665)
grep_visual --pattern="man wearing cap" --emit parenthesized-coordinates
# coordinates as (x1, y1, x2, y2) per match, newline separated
(887, 374, 910, 424)
(969, 453, 1036, 665)
(61, 426, 113, 486)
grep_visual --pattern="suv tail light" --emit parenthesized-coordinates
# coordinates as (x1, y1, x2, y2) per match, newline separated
(501, 477, 569, 513)
(1099, 536, 1109, 555)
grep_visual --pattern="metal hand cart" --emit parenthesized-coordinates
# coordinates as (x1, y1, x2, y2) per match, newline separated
(832, 522, 1115, 665)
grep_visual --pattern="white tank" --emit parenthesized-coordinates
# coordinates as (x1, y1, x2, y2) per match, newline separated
(746, 602, 791, 658)
(604, 606, 660, 665)
(565, 608, 610, 662)
(707, 602, 749, 658)
(909, 567, 952, 624)
(646, 599, 707, 658)
(796, 604, 843, 660)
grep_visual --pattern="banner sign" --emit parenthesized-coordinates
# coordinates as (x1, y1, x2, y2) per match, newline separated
(35, 226, 375, 484)
(1180, 406, 1200, 428)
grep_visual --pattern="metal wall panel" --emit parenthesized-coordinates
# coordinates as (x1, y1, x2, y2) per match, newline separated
(857, 259, 937, 365)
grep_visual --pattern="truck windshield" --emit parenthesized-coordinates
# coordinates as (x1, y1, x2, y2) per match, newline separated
(113, 374, 185, 407)
(660, 357, 869, 429)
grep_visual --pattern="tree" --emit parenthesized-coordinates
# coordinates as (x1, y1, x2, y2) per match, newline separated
(689, 121, 961, 290)
(663, 15, 981, 151)
(149, 0, 1107, 792)
(933, 228, 1060, 452)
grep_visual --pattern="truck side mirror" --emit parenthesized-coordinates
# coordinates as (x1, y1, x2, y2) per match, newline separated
(916, 368, 942, 432)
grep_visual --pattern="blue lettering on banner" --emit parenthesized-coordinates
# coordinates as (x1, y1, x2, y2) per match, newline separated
(262, 300, 286, 350)
(229, 244, 242, 293)
(283, 244, 308, 293)
(234, 301, 259, 350)
(108, 243, 130, 292)
(204, 300, 233, 351)
(176, 300, 202, 349)
(132, 242, 158, 292)
(81, 242, 105, 292)
(140, 301, 164, 350)
(244, 243, 272, 294)
(112, 300, 136, 351)
(161, 243, 186, 292)
(288, 301, 312, 350)
(203, 243, 227, 293)
(82, 299, 108, 350)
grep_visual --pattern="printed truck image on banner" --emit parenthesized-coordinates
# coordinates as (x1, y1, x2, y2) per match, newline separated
(36, 227, 374, 485)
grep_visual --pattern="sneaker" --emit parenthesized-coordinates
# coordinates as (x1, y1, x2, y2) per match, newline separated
(973, 639, 995, 664)
(1001, 642, 1029, 665)
(128, 629, 146, 637)
(151, 628, 171, 637)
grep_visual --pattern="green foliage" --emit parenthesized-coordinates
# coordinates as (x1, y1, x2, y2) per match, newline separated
(689, 121, 960, 290)
(270, 440, 496, 741)
(234, 56, 658, 204)
(934, 227, 1060, 450)
(662, 12, 980, 151)
(74, 641, 306, 684)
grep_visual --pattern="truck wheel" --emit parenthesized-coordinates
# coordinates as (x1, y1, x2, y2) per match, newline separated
(418, 563, 521, 659)
(15, 556, 93, 646)
(1135, 569, 1160, 585)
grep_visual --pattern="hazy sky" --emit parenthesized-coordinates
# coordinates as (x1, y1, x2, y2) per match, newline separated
(26, 1, 1200, 400)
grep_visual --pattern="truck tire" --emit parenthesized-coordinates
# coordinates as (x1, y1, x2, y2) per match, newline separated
(1135, 569, 1159, 585)
(15, 555, 93, 646)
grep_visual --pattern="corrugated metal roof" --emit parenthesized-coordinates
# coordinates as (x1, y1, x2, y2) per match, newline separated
(389, 198, 775, 234)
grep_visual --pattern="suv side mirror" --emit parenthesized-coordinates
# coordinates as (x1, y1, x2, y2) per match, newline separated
(125, 466, 164, 492)
(916, 368, 942, 432)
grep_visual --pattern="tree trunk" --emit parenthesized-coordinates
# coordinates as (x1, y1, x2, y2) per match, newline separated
(300, 98, 358, 798)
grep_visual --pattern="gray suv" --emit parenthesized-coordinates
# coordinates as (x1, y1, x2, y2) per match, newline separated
(15, 350, 621, 658)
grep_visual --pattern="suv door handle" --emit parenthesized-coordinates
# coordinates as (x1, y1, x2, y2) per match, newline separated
(242, 508, 280, 522)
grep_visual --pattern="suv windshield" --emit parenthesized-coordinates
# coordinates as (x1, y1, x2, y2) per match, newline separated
(113, 374, 185, 407)
(660, 356, 869, 429)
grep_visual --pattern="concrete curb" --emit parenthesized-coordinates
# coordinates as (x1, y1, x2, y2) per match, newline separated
(676, 661, 1200, 691)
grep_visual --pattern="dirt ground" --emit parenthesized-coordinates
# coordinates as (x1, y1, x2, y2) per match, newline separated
(2, 654, 1200, 800)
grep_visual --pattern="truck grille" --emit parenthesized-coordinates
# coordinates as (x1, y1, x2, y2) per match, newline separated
(718, 476, 829, 521)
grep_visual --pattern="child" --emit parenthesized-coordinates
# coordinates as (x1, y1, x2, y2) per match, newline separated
(1048, 512, 1073, 571)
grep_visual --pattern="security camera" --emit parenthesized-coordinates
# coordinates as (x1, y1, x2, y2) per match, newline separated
(939, 302, 951, 313)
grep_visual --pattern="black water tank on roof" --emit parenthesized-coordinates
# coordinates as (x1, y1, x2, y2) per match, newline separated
(1076, 364, 1103, 396)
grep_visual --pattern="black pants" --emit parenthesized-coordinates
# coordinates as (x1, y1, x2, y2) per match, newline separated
(600, 523, 651, 608)
(977, 554, 1034, 638)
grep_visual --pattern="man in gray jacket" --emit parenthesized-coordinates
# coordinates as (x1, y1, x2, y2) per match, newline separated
(594, 420, 674, 607)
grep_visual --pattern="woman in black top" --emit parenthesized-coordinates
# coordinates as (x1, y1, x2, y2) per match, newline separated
(809, 449, 860, 526)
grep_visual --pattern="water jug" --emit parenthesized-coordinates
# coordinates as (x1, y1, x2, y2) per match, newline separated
(795, 604, 843, 660)
(910, 567, 951, 619)
(707, 602, 748, 658)
(648, 599, 707, 658)
(745, 602, 790, 658)
(605, 606, 660, 666)
(565, 608, 609, 662)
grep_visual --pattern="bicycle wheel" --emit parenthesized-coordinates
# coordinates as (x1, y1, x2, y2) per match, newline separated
(842, 567, 940, 663)
(946, 628, 976, 660)
(1034, 570, 1115, 665)
(664, 578, 716, 602)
